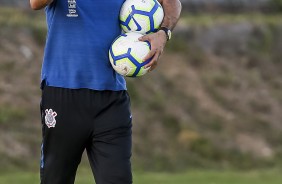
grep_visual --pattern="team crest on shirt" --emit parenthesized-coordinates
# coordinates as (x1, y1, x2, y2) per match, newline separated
(45, 109, 58, 128)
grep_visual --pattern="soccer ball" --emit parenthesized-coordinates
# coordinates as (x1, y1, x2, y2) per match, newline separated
(120, 0, 164, 34)
(109, 32, 152, 77)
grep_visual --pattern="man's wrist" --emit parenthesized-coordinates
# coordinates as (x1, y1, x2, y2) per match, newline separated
(158, 27, 172, 41)
(158, 30, 168, 41)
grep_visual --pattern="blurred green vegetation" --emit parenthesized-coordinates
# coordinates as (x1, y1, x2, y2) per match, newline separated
(180, 13, 282, 26)
(0, 8, 46, 45)
(0, 107, 26, 126)
(271, 0, 282, 12)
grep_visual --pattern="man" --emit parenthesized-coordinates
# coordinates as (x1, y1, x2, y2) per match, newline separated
(30, 0, 181, 183)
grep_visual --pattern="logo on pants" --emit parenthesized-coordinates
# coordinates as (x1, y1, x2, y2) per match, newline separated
(45, 109, 57, 128)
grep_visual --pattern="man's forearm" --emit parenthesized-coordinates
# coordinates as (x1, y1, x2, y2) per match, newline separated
(159, 0, 182, 30)
(30, 0, 53, 10)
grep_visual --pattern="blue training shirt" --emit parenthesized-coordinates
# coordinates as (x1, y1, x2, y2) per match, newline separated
(42, 0, 126, 91)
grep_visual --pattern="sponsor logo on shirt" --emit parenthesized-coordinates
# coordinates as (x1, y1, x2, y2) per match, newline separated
(67, 0, 78, 17)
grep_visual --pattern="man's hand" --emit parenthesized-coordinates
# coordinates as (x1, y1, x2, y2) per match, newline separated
(138, 0, 181, 72)
(139, 31, 167, 72)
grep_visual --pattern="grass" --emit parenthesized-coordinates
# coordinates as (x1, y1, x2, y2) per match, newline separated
(0, 169, 282, 184)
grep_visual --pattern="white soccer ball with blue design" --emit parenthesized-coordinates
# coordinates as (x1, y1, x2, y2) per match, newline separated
(109, 32, 151, 77)
(120, 0, 164, 34)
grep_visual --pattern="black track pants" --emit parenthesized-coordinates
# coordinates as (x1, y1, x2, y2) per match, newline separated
(39, 86, 132, 184)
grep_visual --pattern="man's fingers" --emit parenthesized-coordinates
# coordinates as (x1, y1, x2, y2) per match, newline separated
(139, 32, 165, 70)
(149, 59, 159, 72)
(143, 48, 157, 62)
(139, 35, 150, 41)
(145, 52, 159, 69)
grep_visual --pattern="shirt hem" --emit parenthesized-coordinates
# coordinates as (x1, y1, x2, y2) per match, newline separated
(41, 79, 127, 91)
